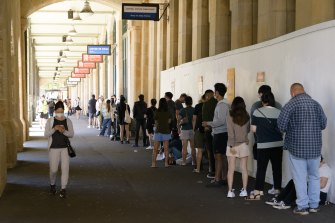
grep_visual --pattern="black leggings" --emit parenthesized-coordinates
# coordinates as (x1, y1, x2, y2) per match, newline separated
(255, 147, 283, 191)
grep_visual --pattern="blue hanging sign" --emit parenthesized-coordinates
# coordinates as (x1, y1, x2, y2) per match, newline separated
(122, 3, 159, 21)
(87, 45, 111, 55)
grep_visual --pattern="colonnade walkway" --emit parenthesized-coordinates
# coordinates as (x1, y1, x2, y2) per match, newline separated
(0, 116, 334, 223)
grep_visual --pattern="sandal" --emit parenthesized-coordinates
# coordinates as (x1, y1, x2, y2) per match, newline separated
(245, 193, 261, 201)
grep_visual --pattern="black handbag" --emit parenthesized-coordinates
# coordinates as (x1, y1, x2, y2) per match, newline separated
(66, 137, 76, 158)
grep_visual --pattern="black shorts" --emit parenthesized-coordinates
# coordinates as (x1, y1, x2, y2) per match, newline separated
(40, 112, 48, 119)
(89, 113, 96, 118)
(213, 132, 228, 154)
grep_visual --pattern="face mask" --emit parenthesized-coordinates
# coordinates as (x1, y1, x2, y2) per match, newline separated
(55, 113, 64, 118)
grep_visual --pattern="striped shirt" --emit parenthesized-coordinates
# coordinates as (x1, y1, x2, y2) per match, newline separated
(277, 93, 327, 159)
(251, 106, 283, 149)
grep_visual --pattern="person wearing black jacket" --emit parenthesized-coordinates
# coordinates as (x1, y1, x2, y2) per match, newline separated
(133, 94, 148, 147)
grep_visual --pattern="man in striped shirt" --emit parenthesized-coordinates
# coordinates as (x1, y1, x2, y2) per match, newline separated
(277, 83, 327, 215)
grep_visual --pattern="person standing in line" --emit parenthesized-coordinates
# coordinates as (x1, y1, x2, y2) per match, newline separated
(192, 95, 206, 173)
(95, 96, 105, 130)
(178, 96, 195, 166)
(246, 92, 283, 200)
(109, 97, 117, 140)
(175, 93, 187, 129)
(226, 97, 250, 198)
(277, 83, 327, 215)
(145, 98, 157, 150)
(117, 96, 131, 144)
(87, 94, 97, 128)
(203, 83, 230, 187)
(44, 101, 74, 198)
(151, 98, 172, 168)
(250, 85, 282, 195)
(133, 94, 148, 147)
(99, 99, 113, 137)
(202, 89, 218, 179)
(165, 92, 176, 130)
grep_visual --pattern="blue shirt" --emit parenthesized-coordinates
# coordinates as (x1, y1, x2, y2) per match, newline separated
(277, 93, 327, 159)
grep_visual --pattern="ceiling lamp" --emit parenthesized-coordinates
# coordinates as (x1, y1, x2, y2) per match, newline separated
(63, 46, 70, 52)
(68, 25, 77, 35)
(72, 11, 82, 21)
(65, 35, 73, 44)
(80, 1, 94, 19)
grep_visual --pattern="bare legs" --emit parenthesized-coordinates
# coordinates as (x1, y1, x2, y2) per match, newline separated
(182, 140, 196, 165)
(228, 156, 248, 192)
(151, 140, 169, 167)
(214, 154, 228, 182)
(195, 148, 203, 172)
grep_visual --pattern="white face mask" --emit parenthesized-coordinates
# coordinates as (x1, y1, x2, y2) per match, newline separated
(55, 113, 64, 118)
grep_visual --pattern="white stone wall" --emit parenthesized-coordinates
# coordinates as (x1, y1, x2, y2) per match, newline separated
(161, 20, 335, 203)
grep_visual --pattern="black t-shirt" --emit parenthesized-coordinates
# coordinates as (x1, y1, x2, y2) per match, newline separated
(146, 106, 157, 127)
(51, 119, 68, 148)
(88, 98, 97, 113)
(194, 103, 204, 133)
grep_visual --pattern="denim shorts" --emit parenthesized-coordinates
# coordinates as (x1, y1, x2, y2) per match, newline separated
(153, 132, 171, 142)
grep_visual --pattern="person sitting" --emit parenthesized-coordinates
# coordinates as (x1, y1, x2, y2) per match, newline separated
(168, 128, 182, 162)
(265, 156, 332, 213)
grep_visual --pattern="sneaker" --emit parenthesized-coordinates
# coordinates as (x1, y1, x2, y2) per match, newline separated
(132, 144, 139, 148)
(206, 180, 223, 188)
(268, 187, 280, 196)
(59, 189, 66, 198)
(134, 149, 138, 153)
(87, 125, 91, 128)
(273, 201, 291, 210)
(293, 207, 309, 215)
(227, 189, 235, 198)
(146, 146, 153, 150)
(265, 198, 279, 206)
(239, 188, 248, 197)
(49, 185, 56, 195)
(120, 141, 123, 144)
(309, 207, 320, 213)
(125, 140, 130, 144)
(206, 172, 215, 179)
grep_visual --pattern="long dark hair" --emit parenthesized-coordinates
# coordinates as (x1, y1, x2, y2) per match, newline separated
(158, 98, 168, 112)
(230, 96, 250, 126)
(106, 99, 111, 112)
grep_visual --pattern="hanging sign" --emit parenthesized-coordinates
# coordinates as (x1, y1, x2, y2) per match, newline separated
(71, 72, 86, 78)
(67, 81, 78, 86)
(122, 3, 159, 21)
(87, 45, 111, 55)
(78, 61, 96, 69)
(74, 67, 90, 74)
(68, 77, 81, 82)
(82, 54, 103, 63)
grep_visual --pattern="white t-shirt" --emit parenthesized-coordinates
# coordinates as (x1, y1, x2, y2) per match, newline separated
(319, 163, 332, 193)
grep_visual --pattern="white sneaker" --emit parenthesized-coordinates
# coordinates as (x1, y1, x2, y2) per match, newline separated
(87, 125, 91, 128)
(239, 188, 248, 197)
(273, 201, 291, 210)
(227, 189, 235, 198)
(268, 187, 279, 195)
(145, 146, 153, 150)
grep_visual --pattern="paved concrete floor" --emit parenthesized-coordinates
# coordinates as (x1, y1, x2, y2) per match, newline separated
(0, 116, 334, 223)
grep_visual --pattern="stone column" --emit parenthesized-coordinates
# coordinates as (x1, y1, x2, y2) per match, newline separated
(141, 20, 149, 99)
(128, 20, 142, 105)
(230, 0, 253, 50)
(117, 19, 123, 96)
(148, 21, 157, 100)
(257, 0, 288, 42)
(296, 0, 334, 30)
(192, 0, 209, 60)
(166, 0, 179, 68)
(157, 12, 167, 98)
(0, 0, 7, 196)
(20, 19, 29, 142)
(0, 0, 18, 168)
(178, 0, 192, 65)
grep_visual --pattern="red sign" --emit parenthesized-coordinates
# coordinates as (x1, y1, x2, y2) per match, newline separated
(78, 61, 96, 69)
(71, 72, 86, 78)
(74, 67, 90, 74)
(82, 54, 103, 63)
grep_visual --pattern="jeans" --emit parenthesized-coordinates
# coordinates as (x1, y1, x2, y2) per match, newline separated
(255, 147, 283, 191)
(289, 153, 320, 209)
(169, 146, 182, 160)
(135, 118, 147, 146)
(100, 118, 112, 136)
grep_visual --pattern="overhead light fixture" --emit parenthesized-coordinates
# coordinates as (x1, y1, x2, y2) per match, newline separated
(80, 1, 94, 19)
(68, 25, 77, 35)
(65, 35, 73, 44)
(72, 11, 82, 21)
(63, 46, 70, 52)
(68, 9, 73, 19)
